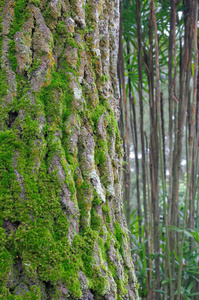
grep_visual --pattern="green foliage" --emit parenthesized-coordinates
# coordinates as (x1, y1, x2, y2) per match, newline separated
(131, 205, 199, 299)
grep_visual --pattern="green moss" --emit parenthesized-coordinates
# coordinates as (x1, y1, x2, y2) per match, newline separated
(105, 112, 120, 137)
(29, 0, 40, 6)
(117, 278, 128, 296)
(77, 50, 81, 69)
(104, 230, 111, 251)
(81, 229, 108, 294)
(91, 105, 105, 127)
(14, 285, 41, 300)
(61, 235, 83, 298)
(0, 229, 12, 288)
(114, 221, 125, 256)
(98, 237, 107, 261)
(91, 206, 102, 231)
(94, 138, 108, 166)
(76, 180, 93, 230)
(0, 113, 78, 294)
(102, 203, 111, 224)
(107, 258, 117, 279)
(53, 213, 69, 241)
(92, 190, 102, 205)
(67, 36, 78, 48)
(56, 21, 68, 35)
(101, 74, 109, 83)
(0, 2, 9, 112)
(10, 0, 30, 34)
(61, 161, 77, 198)
(27, 58, 42, 77)
(38, 69, 72, 123)
(94, 137, 114, 189)
(85, 1, 96, 25)
(8, 40, 17, 73)
(0, 70, 8, 99)
(0, 287, 12, 299)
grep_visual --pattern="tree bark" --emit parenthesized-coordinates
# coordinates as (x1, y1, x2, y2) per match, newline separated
(0, 1, 138, 299)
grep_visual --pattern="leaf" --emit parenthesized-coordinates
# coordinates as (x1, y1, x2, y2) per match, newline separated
(153, 289, 166, 294)
(196, 215, 199, 230)
(161, 279, 169, 284)
(186, 281, 194, 293)
(190, 292, 199, 296)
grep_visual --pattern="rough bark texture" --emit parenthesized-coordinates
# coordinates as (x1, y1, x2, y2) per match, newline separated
(0, 0, 139, 299)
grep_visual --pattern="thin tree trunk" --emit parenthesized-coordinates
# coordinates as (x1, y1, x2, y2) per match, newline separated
(160, 91, 171, 300)
(160, 92, 166, 180)
(135, 0, 147, 254)
(129, 95, 141, 234)
(147, 7, 161, 298)
(118, 7, 131, 230)
(151, 2, 161, 298)
(171, 2, 192, 296)
(145, 132, 153, 300)
(127, 42, 142, 242)
(177, 1, 198, 299)
(168, 0, 176, 229)
(168, 3, 177, 297)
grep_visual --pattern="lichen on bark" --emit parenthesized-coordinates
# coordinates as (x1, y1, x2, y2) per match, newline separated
(0, 0, 138, 299)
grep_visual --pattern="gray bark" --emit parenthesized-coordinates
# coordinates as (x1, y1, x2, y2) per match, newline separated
(0, 0, 138, 299)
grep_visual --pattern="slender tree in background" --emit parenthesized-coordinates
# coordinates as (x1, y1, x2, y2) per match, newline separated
(151, 1, 161, 298)
(177, 1, 198, 299)
(118, 6, 131, 232)
(135, 0, 147, 252)
(0, 1, 139, 299)
(127, 46, 142, 241)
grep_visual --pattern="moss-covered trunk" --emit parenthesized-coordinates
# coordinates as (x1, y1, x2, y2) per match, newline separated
(0, 0, 138, 299)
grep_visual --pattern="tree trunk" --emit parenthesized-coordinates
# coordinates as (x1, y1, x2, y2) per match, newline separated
(150, 2, 160, 298)
(0, 1, 138, 299)
(118, 8, 131, 232)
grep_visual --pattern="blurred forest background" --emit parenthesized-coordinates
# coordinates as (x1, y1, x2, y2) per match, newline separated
(118, 0, 199, 299)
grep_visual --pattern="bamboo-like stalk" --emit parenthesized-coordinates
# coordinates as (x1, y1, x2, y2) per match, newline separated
(127, 41, 142, 241)
(145, 132, 153, 300)
(168, 4, 176, 295)
(160, 93, 166, 181)
(151, 1, 161, 298)
(151, 2, 174, 299)
(171, 1, 191, 294)
(168, 0, 176, 235)
(135, 0, 147, 252)
(177, 1, 198, 298)
(160, 91, 172, 300)
(148, 6, 161, 298)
